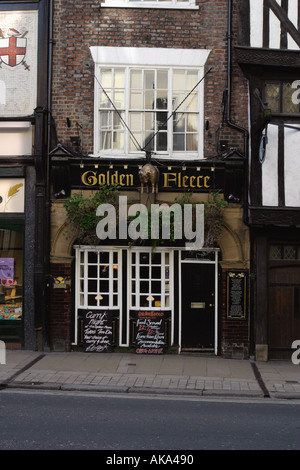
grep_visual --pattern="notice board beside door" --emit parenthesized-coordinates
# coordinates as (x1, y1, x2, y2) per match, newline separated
(226, 271, 247, 320)
(135, 311, 165, 354)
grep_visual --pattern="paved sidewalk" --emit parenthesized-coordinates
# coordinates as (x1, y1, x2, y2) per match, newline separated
(0, 350, 300, 399)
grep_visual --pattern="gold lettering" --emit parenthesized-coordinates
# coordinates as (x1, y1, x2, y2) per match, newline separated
(204, 176, 210, 188)
(190, 176, 196, 188)
(82, 171, 97, 186)
(182, 175, 189, 188)
(126, 174, 134, 186)
(197, 175, 203, 188)
(119, 174, 125, 186)
(111, 171, 118, 185)
(99, 173, 106, 185)
(163, 173, 177, 188)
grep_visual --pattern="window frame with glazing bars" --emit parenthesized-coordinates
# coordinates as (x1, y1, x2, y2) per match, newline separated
(264, 80, 300, 117)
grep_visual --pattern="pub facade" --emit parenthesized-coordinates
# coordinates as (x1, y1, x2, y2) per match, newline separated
(48, 0, 251, 358)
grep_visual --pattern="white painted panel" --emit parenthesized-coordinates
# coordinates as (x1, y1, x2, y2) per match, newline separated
(0, 124, 33, 156)
(0, 178, 25, 213)
(288, 0, 300, 50)
(262, 124, 279, 206)
(250, 0, 263, 48)
(270, 6, 281, 49)
(284, 124, 300, 207)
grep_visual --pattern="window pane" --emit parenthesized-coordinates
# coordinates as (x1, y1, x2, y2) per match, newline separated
(131, 70, 142, 88)
(186, 70, 198, 89)
(145, 90, 154, 109)
(144, 70, 155, 90)
(187, 133, 198, 151)
(113, 131, 124, 150)
(114, 68, 125, 88)
(282, 83, 298, 113)
(173, 133, 185, 151)
(101, 69, 112, 88)
(157, 132, 167, 151)
(130, 91, 142, 109)
(283, 245, 297, 260)
(173, 70, 186, 90)
(265, 83, 280, 113)
(157, 70, 168, 89)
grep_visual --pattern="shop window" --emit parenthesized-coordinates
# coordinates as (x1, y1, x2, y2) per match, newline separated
(77, 248, 121, 309)
(0, 229, 23, 321)
(130, 250, 172, 309)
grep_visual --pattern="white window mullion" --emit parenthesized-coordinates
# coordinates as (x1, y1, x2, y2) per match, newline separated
(125, 67, 130, 154)
(168, 68, 173, 156)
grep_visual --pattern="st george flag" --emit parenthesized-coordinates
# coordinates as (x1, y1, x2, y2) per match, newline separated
(0, 11, 38, 117)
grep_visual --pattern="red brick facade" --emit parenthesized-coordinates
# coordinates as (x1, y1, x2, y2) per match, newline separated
(51, 0, 248, 158)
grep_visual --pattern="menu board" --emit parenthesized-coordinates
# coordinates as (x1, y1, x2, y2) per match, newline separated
(226, 271, 247, 320)
(82, 310, 113, 353)
(135, 311, 165, 354)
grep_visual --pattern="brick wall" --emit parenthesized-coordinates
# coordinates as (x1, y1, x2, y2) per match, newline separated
(51, 0, 248, 158)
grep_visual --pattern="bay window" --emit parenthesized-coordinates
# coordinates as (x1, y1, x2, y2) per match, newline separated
(91, 47, 211, 160)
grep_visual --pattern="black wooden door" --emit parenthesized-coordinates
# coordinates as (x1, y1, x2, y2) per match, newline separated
(269, 265, 300, 359)
(181, 263, 215, 350)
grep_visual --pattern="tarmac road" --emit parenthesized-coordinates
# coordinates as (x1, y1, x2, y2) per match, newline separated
(0, 388, 300, 450)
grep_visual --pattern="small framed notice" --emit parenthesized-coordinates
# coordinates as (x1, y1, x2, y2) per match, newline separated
(226, 271, 247, 320)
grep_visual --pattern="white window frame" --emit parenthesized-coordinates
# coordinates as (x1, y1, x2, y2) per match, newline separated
(101, 0, 199, 10)
(129, 247, 173, 311)
(90, 46, 211, 161)
(75, 246, 122, 311)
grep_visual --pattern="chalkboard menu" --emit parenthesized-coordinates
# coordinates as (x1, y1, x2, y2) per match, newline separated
(82, 310, 113, 352)
(135, 311, 165, 354)
(226, 271, 247, 320)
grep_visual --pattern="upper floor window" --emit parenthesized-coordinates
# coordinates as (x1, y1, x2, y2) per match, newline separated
(264, 81, 300, 115)
(91, 47, 211, 160)
(101, 0, 198, 9)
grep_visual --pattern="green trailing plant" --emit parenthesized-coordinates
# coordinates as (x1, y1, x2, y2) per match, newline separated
(64, 185, 119, 244)
(203, 191, 228, 247)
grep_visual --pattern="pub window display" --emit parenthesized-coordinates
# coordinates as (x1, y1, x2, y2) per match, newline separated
(0, 229, 23, 321)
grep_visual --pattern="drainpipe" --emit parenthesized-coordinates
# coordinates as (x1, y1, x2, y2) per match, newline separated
(226, 0, 249, 226)
(45, 0, 54, 348)
(226, 0, 248, 157)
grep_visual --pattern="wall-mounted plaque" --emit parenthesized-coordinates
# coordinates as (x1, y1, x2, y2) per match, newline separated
(226, 271, 247, 320)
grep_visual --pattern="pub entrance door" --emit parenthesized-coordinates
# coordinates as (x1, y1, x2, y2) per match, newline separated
(180, 251, 218, 353)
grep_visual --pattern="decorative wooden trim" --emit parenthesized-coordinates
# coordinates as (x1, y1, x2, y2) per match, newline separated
(248, 206, 300, 226)
(235, 46, 300, 69)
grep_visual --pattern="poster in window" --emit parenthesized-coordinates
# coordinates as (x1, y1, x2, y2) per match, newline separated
(0, 258, 14, 285)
